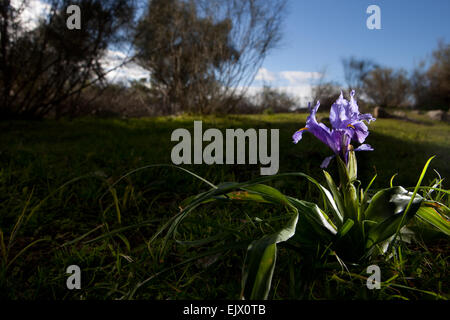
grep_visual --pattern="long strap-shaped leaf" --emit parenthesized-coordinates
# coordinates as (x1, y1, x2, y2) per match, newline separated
(144, 169, 344, 296)
(287, 197, 337, 236)
(156, 171, 339, 258)
(240, 185, 340, 300)
(241, 238, 279, 300)
(241, 184, 299, 300)
(415, 201, 450, 235)
(323, 170, 345, 225)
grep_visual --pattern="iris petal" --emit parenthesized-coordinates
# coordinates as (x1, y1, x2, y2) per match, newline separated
(320, 155, 335, 168)
(355, 144, 374, 151)
(305, 101, 335, 147)
(358, 113, 376, 123)
(292, 90, 375, 166)
(349, 91, 359, 115)
(351, 121, 369, 144)
(329, 95, 348, 128)
(292, 129, 306, 144)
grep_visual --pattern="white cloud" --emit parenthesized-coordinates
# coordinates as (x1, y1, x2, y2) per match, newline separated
(247, 68, 322, 107)
(276, 85, 313, 100)
(254, 68, 323, 86)
(255, 68, 276, 82)
(279, 71, 322, 85)
(100, 50, 150, 84)
(238, 84, 313, 107)
(11, 0, 51, 30)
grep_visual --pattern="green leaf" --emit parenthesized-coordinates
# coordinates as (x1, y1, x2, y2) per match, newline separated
(414, 186, 450, 195)
(241, 207, 299, 300)
(366, 215, 410, 249)
(415, 204, 450, 236)
(336, 150, 357, 183)
(130, 240, 252, 299)
(154, 177, 300, 300)
(242, 240, 277, 300)
(287, 197, 337, 236)
(390, 173, 398, 188)
(6, 238, 50, 272)
(337, 154, 350, 185)
(224, 191, 270, 203)
(337, 219, 354, 238)
(343, 182, 359, 222)
(395, 156, 435, 235)
(364, 187, 423, 248)
(237, 184, 299, 300)
(323, 171, 344, 225)
(364, 187, 423, 223)
(156, 171, 340, 257)
(347, 149, 358, 181)
(335, 153, 359, 221)
(241, 184, 294, 209)
(360, 174, 377, 213)
(175, 232, 233, 247)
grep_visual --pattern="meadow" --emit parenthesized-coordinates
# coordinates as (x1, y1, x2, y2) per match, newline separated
(0, 112, 449, 299)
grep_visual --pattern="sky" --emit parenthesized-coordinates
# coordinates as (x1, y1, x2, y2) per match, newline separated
(252, 0, 450, 102)
(13, 0, 450, 104)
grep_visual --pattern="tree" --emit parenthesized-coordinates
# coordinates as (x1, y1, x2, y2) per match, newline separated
(342, 56, 378, 92)
(427, 41, 450, 109)
(0, 0, 136, 119)
(410, 41, 449, 110)
(134, 0, 286, 114)
(363, 67, 410, 107)
(256, 85, 298, 113)
(134, 0, 237, 114)
(310, 67, 341, 112)
(410, 61, 430, 109)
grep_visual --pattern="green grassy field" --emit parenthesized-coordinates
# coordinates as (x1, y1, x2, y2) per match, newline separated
(0, 113, 449, 299)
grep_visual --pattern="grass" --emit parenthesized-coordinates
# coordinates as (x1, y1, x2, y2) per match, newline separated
(0, 112, 448, 299)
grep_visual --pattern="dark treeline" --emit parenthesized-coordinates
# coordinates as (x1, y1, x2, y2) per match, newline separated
(0, 0, 135, 119)
(0, 0, 287, 118)
(0, 0, 449, 119)
(314, 41, 450, 113)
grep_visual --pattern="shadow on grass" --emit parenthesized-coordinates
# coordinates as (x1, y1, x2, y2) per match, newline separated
(1, 115, 448, 194)
(0, 115, 448, 299)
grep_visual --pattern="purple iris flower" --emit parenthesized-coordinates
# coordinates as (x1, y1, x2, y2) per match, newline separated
(293, 90, 375, 168)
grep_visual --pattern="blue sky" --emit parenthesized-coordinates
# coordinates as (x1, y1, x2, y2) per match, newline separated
(253, 0, 450, 101)
(19, 0, 449, 102)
